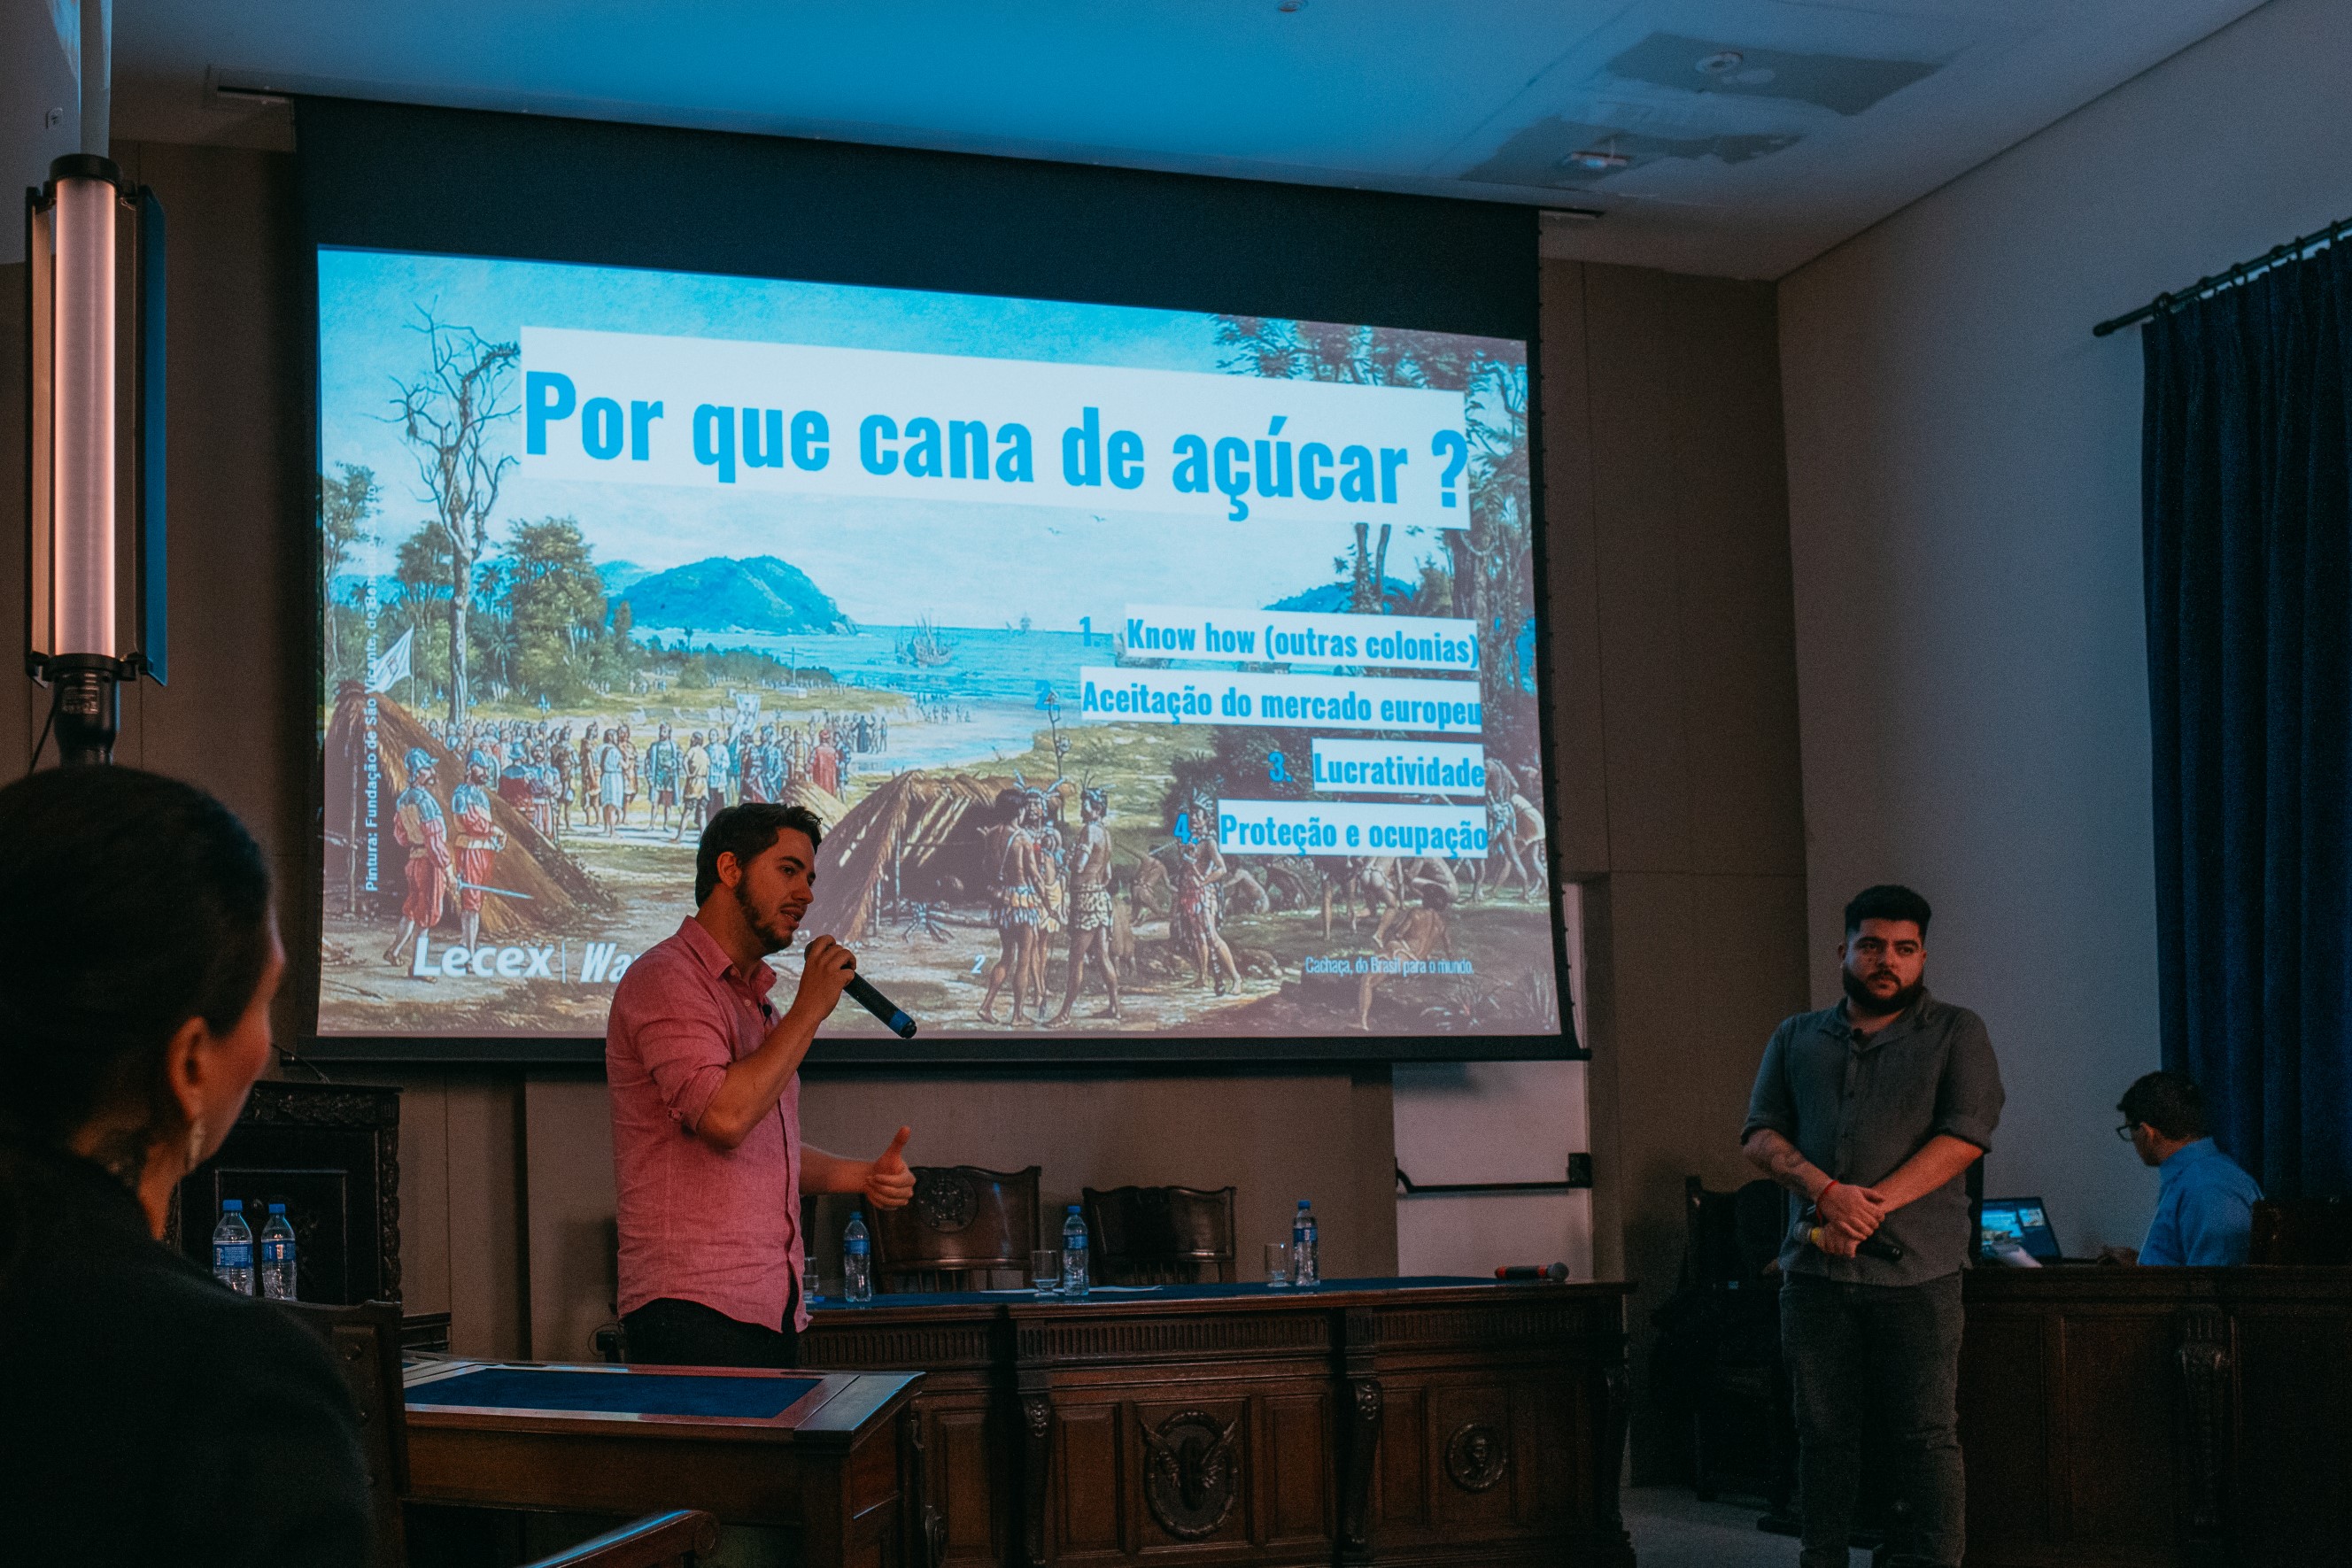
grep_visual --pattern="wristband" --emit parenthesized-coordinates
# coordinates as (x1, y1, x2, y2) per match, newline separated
(1820, 1179, 1839, 1201)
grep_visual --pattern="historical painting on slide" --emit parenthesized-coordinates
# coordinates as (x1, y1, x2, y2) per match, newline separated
(316, 249, 1559, 1041)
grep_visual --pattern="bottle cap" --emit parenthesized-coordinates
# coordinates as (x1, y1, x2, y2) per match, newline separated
(223, 1200, 243, 1211)
(268, 1203, 286, 1214)
(1068, 1203, 1081, 1213)
(1297, 1199, 1311, 1208)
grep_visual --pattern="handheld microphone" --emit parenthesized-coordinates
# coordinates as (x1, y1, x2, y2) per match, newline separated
(843, 971, 918, 1039)
(1494, 1263, 1569, 1282)
(1800, 1208, 1905, 1264)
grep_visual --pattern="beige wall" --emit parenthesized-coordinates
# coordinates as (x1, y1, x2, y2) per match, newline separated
(5, 148, 1809, 1459)
(1541, 260, 1811, 1477)
(1777, 0, 2352, 1256)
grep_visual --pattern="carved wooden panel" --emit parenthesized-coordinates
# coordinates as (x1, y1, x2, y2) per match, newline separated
(1017, 1311, 1328, 1366)
(1427, 1383, 1514, 1534)
(807, 1282, 1636, 1567)
(931, 1404, 1002, 1565)
(2060, 1309, 2181, 1557)
(1376, 1381, 1428, 1529)
(1055, 1402, 1125, 1556)
(1958, 1308, 2059, 1556)
(1260, 1392, 1330, 1544)
(2232, 1302, 2352, 1563)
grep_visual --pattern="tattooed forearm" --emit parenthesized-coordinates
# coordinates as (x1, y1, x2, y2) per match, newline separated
(1742, 1127, 1828, 1201)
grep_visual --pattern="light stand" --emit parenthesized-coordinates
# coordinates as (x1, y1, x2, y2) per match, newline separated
(26, 152, 166, 765)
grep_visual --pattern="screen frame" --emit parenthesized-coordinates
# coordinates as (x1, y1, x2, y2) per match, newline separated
(290, 97, 1580, 1066)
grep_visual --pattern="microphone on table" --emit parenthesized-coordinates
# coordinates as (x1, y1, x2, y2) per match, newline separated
(1800, 1207, 1906, 1264)
(1495, 1263, 1569, 1282)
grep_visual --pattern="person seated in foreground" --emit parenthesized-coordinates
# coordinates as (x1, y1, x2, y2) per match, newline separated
(0, 768, 370, 1566)
(2113, 1070, 2263, 1266)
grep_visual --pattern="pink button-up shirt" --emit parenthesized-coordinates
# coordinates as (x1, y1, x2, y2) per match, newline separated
(607, 918, 806, 1332)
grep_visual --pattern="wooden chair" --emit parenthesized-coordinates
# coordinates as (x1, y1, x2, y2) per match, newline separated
(275, 1298, 408, 1568)
(1082, 1184, 1238, 1285)
(1655, 1176, 1790, 1507)
(870, 1164, 1041, 1292)
(2251, 1197, 2352, 1263)
(518, 1510, 720, 1568)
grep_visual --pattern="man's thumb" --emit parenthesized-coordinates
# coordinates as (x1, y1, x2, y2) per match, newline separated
(883, 1125, 912, 1162)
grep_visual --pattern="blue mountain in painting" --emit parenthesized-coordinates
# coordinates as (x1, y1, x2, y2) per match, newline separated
(620, 556, 855, 635)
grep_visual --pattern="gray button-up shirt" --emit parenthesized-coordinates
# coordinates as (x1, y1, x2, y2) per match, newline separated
(1742, 987, 2004, 1286)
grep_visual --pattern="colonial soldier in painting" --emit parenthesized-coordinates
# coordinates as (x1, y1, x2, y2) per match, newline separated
(645, 723, 682, 831)
(384, 749, 452, 968)
(451, 753, 508, 954)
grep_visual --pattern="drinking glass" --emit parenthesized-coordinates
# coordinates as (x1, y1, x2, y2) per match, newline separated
(1032, 1249, 1062, 1298)
(1265, 1241, 1292, 1286)
(802, 1256, 824, 1305)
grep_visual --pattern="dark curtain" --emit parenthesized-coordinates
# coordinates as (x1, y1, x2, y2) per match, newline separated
(2143, 243, 2352, 1200)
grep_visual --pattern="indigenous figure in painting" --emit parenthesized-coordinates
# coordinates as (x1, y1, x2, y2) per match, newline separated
(1048, 787, 1120, 1025)
(384, 749, 452, 968)
(979, 790, 1060, 1025)
(1357, 885, 1454, 1031)
(450, 753, 508, 954)
(1174, 825, 1242, 995)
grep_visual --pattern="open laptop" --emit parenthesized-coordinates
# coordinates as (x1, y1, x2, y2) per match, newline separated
(1979, 1196, 2063, 1263)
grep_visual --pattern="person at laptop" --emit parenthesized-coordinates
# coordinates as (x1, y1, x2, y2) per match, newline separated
(1743, 884, 2003, 1568)
(2114, 1070, 2262, 1266)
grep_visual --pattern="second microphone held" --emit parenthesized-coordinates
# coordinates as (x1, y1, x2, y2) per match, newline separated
(1799, 1202, 1905, 1264)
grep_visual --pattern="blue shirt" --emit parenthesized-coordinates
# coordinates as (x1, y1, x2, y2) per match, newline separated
(2139, 1139, 2263, 1266)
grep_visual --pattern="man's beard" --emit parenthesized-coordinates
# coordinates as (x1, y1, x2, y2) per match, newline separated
(732, 880, 798, 955)
(1842, 964, 1924, 1020)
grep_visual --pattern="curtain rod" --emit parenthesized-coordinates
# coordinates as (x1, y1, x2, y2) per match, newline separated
(2093, 211, 2352, 337)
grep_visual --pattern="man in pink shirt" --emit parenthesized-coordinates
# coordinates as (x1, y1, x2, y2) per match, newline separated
(607, 802, 917, 1367)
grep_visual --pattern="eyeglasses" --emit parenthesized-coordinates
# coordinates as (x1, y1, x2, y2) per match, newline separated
(2116, 1122, 2140, 1142)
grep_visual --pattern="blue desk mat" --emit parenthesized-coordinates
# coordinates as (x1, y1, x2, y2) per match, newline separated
(812, 1274, 1497, 1310)
(408, 1365, 821, 1419)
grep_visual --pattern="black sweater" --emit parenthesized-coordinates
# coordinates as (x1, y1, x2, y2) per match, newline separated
(0, 1139, 372, 1567)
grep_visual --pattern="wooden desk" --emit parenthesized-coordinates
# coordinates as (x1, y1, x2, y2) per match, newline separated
(802, 1277, 1635, 1568)
(1960, 1267, 2352, 1567)
(402, 1360, 924, 1567)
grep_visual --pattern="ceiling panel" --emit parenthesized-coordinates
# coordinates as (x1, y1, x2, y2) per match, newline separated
(40, 0, 2269, 278)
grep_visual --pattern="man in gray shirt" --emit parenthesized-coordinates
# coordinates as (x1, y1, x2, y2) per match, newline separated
(1743, 884, 2003, 1568)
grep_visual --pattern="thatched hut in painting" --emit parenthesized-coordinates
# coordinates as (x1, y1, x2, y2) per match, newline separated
(803, 770, 1072, 944)
(321, 683, 615, 938)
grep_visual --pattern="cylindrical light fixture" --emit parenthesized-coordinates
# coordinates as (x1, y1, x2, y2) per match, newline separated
(26, 153, 166, 766)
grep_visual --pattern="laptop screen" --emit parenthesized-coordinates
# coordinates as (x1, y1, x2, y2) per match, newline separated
(1980, 1197, 2062, 1261)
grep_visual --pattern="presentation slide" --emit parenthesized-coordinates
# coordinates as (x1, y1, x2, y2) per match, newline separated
(316, 247, 1559, 1045)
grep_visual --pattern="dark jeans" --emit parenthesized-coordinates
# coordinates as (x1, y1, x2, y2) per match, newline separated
(1780, 1271, 1965, 1568)
(623, 1297, 800, 1369)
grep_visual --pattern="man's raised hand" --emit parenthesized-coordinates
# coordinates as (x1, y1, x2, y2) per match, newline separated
(863, 1125, 915, 1209)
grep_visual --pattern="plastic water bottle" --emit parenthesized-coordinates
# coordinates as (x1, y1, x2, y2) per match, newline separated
(843, 1210, 873, 1304)
(1061, 1204, 1090, 1298)
(259, 1202, 298, 1301)
(1292, 1199, 1319, 1286)
(211, 1200, 255, 1295)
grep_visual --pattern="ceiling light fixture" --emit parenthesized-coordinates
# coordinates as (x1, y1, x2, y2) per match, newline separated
(1696, 50, 1745, 76)
(1278, 0, 1306, 12)
(1559, 146, 1630, 173)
